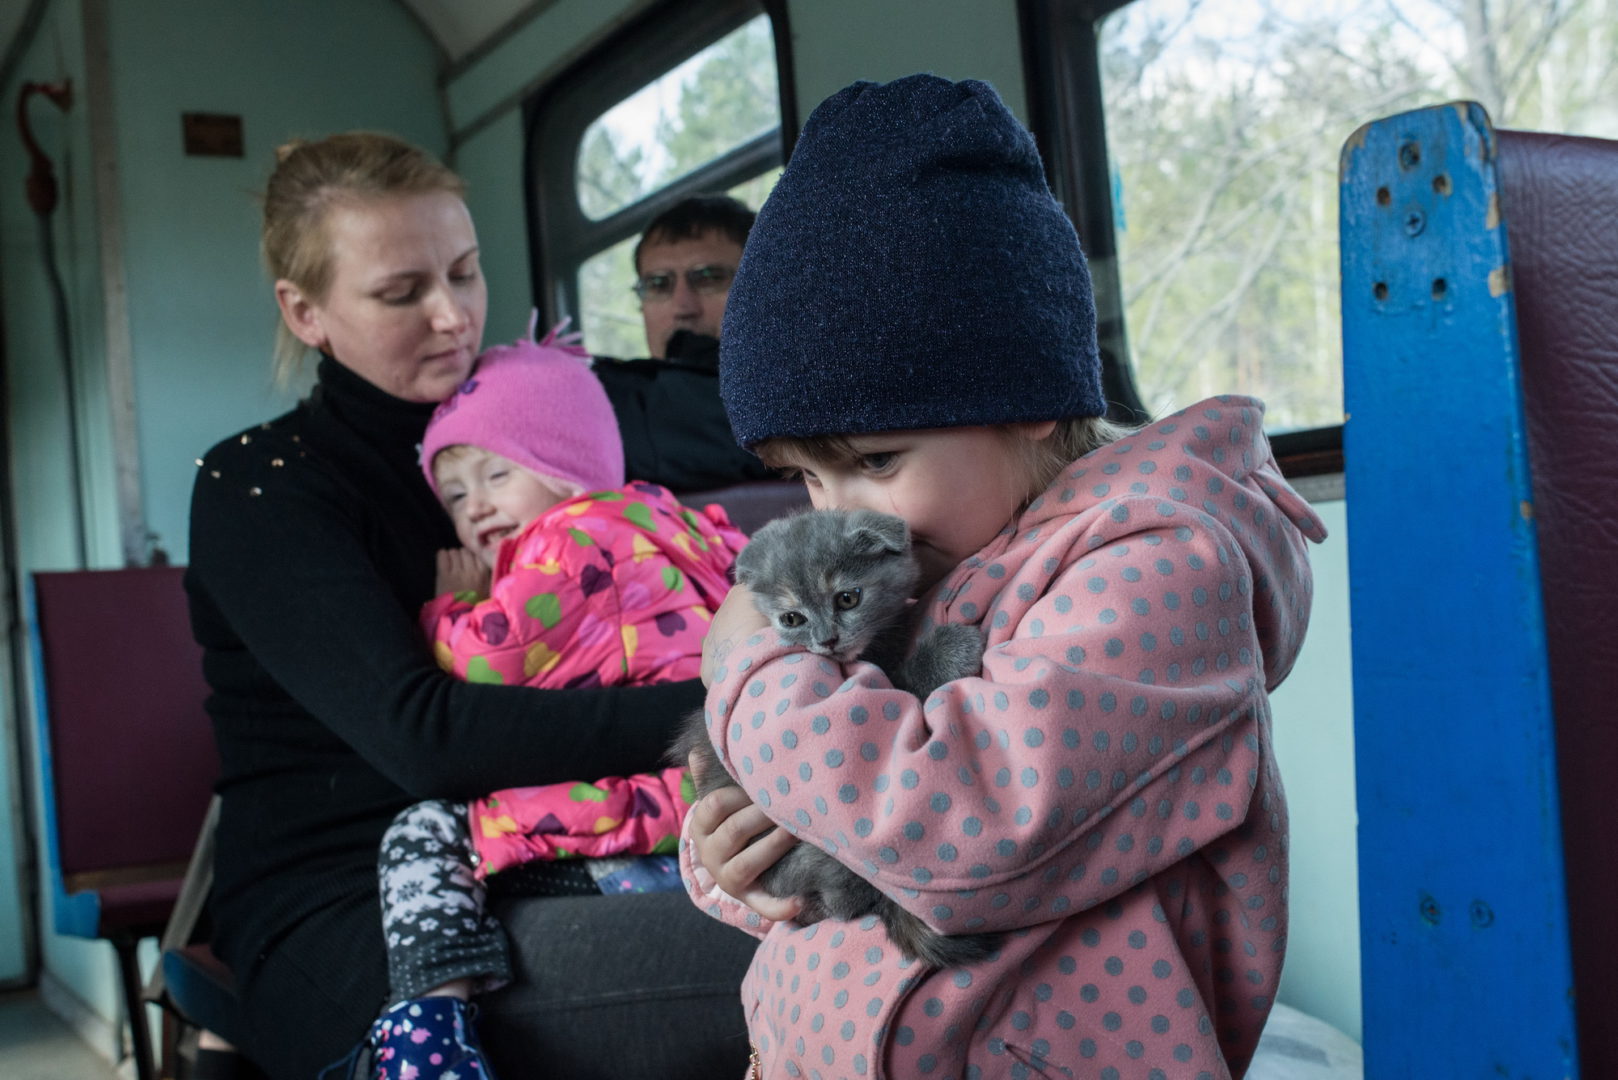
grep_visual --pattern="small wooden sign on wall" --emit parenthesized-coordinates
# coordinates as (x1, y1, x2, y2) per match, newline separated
(182, 113, 244, 157)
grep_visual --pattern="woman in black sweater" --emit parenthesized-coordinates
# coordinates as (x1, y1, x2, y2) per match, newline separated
(186, 133, 753, 1079)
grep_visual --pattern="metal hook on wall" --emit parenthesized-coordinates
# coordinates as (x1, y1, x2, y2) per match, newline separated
(18, 79, 72, 215)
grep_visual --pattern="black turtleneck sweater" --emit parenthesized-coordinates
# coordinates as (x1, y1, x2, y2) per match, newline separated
(185, 356, 703, 985)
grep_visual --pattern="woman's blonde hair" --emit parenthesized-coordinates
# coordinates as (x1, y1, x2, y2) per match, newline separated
(262, 132, 465, 385)
(755, 415, 1138, 507)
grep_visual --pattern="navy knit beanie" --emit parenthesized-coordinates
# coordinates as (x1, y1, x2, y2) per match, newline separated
(720, 74, 1103, 449)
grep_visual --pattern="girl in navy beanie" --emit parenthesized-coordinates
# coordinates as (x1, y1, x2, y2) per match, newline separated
(685, 74, 1326, 1079)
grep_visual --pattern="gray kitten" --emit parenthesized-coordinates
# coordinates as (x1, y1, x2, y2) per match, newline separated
(672, 508, 997, 967)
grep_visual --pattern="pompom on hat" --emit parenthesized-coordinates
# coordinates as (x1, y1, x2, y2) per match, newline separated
(420, 314, 625, 498)
(719, 74, 1104, 448)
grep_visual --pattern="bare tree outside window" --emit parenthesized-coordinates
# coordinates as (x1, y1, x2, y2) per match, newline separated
(577, 234, 645, 360)
(577, 18, 778, 221)
(1100, 0, 1618, 432)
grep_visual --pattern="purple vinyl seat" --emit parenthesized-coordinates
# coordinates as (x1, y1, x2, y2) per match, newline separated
(683, 479, 808, 536)
(1497, 127, 1618, 1078)
(29, 566, 224, 1080)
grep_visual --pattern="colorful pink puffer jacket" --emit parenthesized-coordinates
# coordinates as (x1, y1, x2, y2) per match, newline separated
(421, 481, 745, 877)
(682, 398, 1326, 1080)
(422, 481, 744, 688)
(471, 765, 696, 877)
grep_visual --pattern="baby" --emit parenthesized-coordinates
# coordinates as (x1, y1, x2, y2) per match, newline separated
(363, 320, 745, 1080)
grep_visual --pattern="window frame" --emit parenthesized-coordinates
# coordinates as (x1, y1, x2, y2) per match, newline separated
(1017, 0, 1344, 477)
(522, 0, 796, 340)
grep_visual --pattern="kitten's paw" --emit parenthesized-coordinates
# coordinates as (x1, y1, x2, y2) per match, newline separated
(901, 624, 986, 697)
(922, 623, 985, 679)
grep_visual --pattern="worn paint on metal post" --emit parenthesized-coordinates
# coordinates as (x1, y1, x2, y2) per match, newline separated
(1341, 102, 1580, 1077)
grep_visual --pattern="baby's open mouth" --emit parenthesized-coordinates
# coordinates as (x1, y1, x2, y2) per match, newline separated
(478, 525, 514, 548)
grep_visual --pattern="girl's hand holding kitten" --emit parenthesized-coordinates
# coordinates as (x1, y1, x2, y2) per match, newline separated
(694, 582, 790, 920)
(687, 785, 804, 922)
(435, 548, 490, 598)
(700, 583, 770, 687)
(681, 510, 994, 960)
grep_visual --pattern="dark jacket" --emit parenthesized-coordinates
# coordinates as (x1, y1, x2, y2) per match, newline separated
(594, 331, 774, 493)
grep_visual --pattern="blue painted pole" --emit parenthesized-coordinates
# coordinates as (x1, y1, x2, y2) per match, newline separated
(1340, 103, 1579, 1077)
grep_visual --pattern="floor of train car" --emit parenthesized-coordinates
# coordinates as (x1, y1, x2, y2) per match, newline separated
(0, 985, 1364, 1079)
(0, 990, 123, 1080)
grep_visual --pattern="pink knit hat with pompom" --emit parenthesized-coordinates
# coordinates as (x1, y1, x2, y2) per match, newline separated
(420, 314, 625, 498)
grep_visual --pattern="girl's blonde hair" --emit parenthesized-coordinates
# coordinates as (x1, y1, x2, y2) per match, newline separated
(755, 415, 1138, 507)
(262, 132, 465, 385)
(1004, 415, 1139, 499)
(428, 442, 481, 474)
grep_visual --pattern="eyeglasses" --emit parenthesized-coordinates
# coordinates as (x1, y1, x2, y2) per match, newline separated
(632, 264, 735, 302)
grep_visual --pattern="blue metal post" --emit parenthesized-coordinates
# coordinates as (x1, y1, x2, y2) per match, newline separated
(1340, 102, 1579, 1077)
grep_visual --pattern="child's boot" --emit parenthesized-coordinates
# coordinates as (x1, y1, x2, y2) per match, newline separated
(366, 996, 497, 1080)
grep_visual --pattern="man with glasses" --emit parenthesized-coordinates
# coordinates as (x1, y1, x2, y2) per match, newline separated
(632, 194, 751, 359)
(596, 194, 775, 494)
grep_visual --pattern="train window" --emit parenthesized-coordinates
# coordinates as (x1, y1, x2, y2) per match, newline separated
(1024, 0, 1618, 456)
(1091, 0, 1618, 433)
(526, 1, 794, 360)
(576, 20, 780, 222)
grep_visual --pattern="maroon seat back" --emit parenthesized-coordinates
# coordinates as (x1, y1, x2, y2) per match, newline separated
(1498, 129, 1618, 1075)
(33, 567, 216, 888)
(684, 479, 809, 536)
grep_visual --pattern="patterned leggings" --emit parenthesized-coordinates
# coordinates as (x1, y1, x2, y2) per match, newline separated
(377, 799, 599, 1001)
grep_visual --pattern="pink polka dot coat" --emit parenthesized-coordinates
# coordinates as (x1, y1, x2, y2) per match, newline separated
(681, 398, 1327, 1080)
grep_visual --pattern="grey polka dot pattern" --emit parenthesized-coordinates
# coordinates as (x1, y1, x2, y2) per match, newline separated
(682, 399, 1325, 1079)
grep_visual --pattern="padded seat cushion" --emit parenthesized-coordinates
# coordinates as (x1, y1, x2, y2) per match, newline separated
(93, 879, 185, 936)
(685, 480, 808, 536)
(1498, 127, 1618, 1077)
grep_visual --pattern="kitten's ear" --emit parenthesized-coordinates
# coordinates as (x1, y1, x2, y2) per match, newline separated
(846, 511, 910, 557)
(732, 549, 758, 587)
(732, 530, 771, 586)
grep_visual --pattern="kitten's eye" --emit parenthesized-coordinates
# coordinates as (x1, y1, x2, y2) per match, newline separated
(779, 611, 807, 628)
(834, 588, 862, 610)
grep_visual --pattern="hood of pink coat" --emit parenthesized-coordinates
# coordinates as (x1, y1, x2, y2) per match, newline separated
(1018, 396, 1326, 689)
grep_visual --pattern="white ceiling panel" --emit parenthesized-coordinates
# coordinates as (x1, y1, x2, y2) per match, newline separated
(396, 0, 539, 63)
(0, 1, 539, 81)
